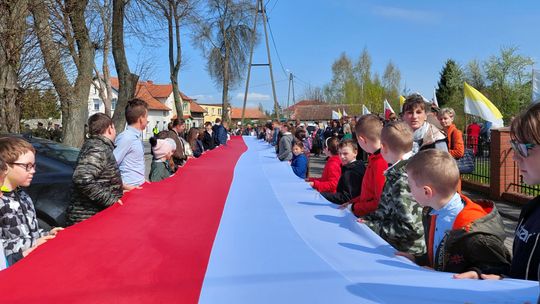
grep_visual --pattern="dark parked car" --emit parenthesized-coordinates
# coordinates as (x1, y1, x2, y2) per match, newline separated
(1, 134, 79, 230)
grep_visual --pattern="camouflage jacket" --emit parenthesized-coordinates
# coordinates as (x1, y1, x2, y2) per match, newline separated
(363, 159, 426, 255)
(0, 188, 45, 260)
(66, 135, 123, 225)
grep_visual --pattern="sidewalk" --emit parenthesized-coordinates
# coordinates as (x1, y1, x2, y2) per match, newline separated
(307, 154, 519, 252)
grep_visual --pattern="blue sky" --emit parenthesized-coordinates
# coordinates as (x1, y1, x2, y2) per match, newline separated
(122, 0, 540, 111)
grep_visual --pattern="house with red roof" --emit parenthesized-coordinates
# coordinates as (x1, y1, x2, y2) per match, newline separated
(197, 103, 268, 125)
(89, 77, 206, 139)
(283, 99, 359, 122)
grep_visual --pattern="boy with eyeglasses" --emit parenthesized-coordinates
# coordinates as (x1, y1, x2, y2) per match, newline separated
(456, 102, 540, 281)
(0, 137, 62, 266)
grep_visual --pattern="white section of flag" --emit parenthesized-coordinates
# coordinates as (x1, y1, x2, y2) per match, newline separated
(533, 69, 540, 104)
(464, 82, 504, 128)
(362, 105, 371, 115)
(383, 99, 395, 113)
(432, 88, 439, 107)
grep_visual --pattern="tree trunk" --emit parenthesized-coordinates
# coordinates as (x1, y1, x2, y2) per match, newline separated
(31, 0, 94, 147)
(65, 0, 94, 147)
(221, 36, 230, 124)
(112, 0, 138, 133)
(0, 50, 22, 133)
(0, 0, 28, 133)
(168, 1, 183, 120)
(102, 47, 113, 117)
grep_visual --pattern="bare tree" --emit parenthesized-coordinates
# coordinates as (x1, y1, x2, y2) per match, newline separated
(89, 0, 114, 117)
(193, 0, 256, 123)
(300, 85, 326, 102)
(30, 0, 95, 147)
(382, 60, 401, 101)
(0, 0, 29, 132)
(17, 26, 51, 91)
(111, 0, 139, 132)
(142, 0, 198, 120)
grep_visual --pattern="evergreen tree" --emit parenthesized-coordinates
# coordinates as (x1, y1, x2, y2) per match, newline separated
(20, 88, 61, 120)
(436, 59, 463, 107)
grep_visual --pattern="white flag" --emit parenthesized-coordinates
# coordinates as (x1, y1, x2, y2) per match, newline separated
(331, 110, 340, 120)
(533, 69, 540, 104)
(342, 108, 348, 117)
(362, 104, 371, 115)
(464, 82, 504, 128)
(432, 88, 439, 107)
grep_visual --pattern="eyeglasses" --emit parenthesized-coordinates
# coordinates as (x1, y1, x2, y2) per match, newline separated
(510, 140, 536, 158)
(10, 162, 36, 172)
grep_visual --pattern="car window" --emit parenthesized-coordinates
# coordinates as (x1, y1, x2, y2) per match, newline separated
(32, 141, 80, 166)
(35, 157, 59, 173)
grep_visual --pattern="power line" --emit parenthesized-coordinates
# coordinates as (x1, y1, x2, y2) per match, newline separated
(250, 79, 287, 88)
(266, 18, 288, 78)
(269, 0, 279, 14)
(293, 75, 310, 86)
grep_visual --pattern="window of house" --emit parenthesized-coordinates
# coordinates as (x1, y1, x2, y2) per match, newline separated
(111, 98, 117, 111)
(93, 99, 100, 111)
(183, 103, 188, 112)
(218, 108, 222, 115)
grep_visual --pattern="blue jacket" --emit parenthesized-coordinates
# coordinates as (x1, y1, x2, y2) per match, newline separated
(291, 153, 308, 179)
(213, 124, 228, 145)
(272, 127, 280, 146)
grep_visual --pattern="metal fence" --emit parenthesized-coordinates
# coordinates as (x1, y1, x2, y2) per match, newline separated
(508, 164, 540, 197)
(461, 136, 540, 198)
(461, 139, 491, 185)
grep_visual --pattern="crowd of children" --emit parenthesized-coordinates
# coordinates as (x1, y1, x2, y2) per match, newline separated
(2, 94, 540, 285)
(265, 94, 540, 283)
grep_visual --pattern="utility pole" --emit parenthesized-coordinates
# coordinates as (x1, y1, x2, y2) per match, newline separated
(241, 0, 280, 125)
(286, 72, 296, 117)
(287, 73, 292, 109)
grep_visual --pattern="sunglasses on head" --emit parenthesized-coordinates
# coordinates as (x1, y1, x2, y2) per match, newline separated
(510, 140, 536, 158)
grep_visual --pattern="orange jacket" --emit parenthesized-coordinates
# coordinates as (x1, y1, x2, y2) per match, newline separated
(447, 124, 464, 159)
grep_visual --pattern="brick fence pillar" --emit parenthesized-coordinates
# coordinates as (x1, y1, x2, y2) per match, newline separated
(489, 128, 515, 200)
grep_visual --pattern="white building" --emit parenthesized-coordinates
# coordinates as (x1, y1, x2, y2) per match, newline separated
(88, 77, 206, 139)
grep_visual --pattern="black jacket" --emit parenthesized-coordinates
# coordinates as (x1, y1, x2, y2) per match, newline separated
(66, 135, 123, 225)
(322, 160, 365, 205)
(415, 197, 511, 276)
(510, 195, 540, 281)
(192, 139, 204, 158)
(202, 131, 217, 150)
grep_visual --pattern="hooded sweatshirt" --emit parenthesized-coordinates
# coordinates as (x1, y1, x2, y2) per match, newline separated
(415, 195, 511, 275)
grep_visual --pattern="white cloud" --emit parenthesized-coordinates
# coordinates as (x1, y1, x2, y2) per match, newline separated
(371, 5, 440, 24)
(234, 92, 271, 102)
(191, 94, 217, 103)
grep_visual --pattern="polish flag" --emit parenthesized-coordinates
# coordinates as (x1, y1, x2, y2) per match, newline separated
(384, 99, 395, 120)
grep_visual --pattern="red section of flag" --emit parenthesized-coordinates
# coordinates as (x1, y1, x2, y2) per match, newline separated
(385, 109, 393, 120)
(0, 137, 247, 304)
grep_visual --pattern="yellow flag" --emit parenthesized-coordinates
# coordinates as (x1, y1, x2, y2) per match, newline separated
(399, 95, 406, 110)
(463, 82, 504, 128)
